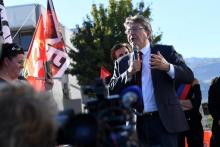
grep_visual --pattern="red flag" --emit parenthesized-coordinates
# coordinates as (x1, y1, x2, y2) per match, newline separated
(26, 76, 45, 92)
(45, 0, 70, 78)
(100, 66, 111, 80)
(176, 84, 191, 100)
(24, 15, 46, 91)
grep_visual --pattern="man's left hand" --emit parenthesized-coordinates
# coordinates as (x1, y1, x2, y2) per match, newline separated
(180, 100, 193, 110)
(150, 51, 170, 72)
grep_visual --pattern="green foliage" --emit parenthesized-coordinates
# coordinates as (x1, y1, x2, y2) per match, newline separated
(68, 0, 162, 85)
(206, 115, 213, 129)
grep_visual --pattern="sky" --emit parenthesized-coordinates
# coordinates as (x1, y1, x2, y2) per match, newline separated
(4, 0, 220, 58)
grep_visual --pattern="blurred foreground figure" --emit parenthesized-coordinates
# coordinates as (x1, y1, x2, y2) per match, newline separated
(0, 83, 56, 147)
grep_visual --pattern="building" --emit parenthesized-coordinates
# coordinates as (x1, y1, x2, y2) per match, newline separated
(6, 3, 82, 113)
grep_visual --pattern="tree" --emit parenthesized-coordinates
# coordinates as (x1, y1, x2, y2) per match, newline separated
(68, 0, 162, 85)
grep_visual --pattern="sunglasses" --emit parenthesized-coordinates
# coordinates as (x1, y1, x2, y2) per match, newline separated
(11, 46, 23, 52)
(8, 46, 24, 56)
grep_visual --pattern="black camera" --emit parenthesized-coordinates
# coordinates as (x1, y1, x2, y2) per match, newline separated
(56, 78, 140, 147)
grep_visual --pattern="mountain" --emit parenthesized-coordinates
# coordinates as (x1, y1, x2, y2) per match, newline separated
(185, 57, 220, 102)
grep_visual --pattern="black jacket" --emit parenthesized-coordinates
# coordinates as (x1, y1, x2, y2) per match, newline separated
(208, 77, 220, 133)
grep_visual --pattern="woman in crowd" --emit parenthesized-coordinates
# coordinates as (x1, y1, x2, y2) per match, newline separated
(0, 43, 53, 88)
(0, 43, 58, 114)
(0, 43, 24, 83)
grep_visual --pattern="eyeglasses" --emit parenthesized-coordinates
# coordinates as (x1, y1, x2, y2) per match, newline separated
(125, 27, 144, 34)
(9, 46, 24, 54)
(1, 43, 24, 60)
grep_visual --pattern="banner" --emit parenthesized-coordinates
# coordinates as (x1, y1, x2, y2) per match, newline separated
(176, 84, 191, 100)
(45, 0, 70, 78)
(0, 1, 12, 43)
(24, 15, 46, 91)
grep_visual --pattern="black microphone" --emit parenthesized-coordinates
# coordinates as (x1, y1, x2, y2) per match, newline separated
(132, 44, 138, 82)
(133, 46, 138, 60)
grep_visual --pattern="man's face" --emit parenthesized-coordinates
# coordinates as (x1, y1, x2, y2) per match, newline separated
(126, 23, 150, 49)
(115, 47, 129, 60)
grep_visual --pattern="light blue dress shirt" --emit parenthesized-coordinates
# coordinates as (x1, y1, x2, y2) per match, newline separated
(140, 43, 175, 112)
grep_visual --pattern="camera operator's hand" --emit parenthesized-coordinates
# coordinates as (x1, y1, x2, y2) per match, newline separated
(128, 59, 141, 77)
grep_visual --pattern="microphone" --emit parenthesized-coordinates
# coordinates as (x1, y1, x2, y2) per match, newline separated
(132, 43, 139, 82)
(120, 85, 142, 108)
(132, 44, 138, 60)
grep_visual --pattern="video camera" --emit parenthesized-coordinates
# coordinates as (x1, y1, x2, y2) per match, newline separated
(56, 78, 141, 147)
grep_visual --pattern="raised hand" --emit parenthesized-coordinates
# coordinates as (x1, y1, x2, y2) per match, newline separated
(150, 51, 170, 72)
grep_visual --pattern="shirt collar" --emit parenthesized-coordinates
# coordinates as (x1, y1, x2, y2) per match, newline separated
(140, 43, 150, 55)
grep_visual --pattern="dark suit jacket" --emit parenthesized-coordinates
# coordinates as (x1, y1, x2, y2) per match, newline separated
(108, 44, 194, 133)
(208, 77, 220, 135)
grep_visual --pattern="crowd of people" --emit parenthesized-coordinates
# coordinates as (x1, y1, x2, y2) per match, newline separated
(0, 14, 219, 147)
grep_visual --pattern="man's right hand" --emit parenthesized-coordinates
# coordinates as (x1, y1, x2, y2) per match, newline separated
(128, 59, 141, 76)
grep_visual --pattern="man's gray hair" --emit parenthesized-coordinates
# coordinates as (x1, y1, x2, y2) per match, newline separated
(124, 14, 152, 41)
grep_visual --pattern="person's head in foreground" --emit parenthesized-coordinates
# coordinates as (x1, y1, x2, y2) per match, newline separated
(0, 83, 56, 147)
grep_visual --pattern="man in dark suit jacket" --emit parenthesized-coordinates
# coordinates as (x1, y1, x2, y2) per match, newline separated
(108, 14, 194, 147)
